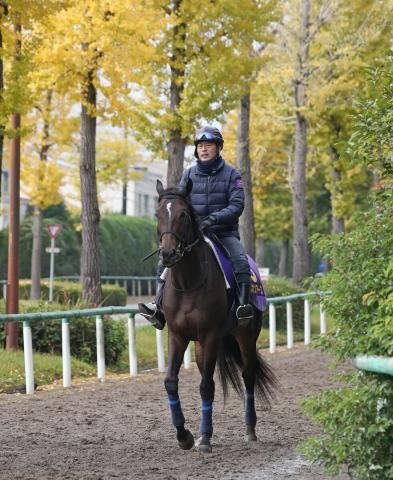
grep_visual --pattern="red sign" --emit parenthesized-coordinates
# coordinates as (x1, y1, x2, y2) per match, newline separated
(47, 224, 62, 238)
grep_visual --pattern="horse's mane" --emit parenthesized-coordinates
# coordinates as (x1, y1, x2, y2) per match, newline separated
(158, 186, 203, 239)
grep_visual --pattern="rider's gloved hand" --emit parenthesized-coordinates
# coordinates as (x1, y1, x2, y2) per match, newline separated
(200, 216, 216, 231)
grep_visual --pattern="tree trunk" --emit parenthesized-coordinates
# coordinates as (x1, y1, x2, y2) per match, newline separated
(278, 239, 289, 277)
(30, 207, 43, 299)
(80, 74, 102, 306)
(329, 144, 345, 234)
(122, 180, 127, 215)
(5, 19, 21, 350)
(30, 90, 52, 300)
(166, 0, 186, 188)
(291, 0, 311, 285)
(256, 237, 266, 267)
(237, 91, 256, 258)
(0, 19, 4, 205)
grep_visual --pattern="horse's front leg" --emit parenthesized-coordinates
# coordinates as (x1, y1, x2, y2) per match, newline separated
(165, 332, 194, 450)
(195, 334, 219, 453)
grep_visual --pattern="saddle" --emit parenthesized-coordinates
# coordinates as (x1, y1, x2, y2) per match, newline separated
(204, 235, 267, 312)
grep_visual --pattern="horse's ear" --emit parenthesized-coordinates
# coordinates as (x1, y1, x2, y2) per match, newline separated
(186, 178, 193, 195)
(156, 179, 164, 195)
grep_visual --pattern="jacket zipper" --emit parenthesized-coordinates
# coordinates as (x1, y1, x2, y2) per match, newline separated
(207, 175, 211, 216)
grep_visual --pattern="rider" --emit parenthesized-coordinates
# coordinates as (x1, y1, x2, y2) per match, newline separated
(139, 126, 253, 329)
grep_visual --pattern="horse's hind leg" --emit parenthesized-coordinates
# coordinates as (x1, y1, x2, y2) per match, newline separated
(165, 333, 194, 450)
(195, 336, 218, 453)
(234, 331, 259, 442)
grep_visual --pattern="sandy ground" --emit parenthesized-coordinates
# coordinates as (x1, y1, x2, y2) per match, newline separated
(0, 346, 350, 480)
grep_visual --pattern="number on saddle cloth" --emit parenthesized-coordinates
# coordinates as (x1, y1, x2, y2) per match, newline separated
(204, 236, 267, 312)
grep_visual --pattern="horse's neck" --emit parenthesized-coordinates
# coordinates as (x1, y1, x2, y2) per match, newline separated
(171, 244, 207, 291)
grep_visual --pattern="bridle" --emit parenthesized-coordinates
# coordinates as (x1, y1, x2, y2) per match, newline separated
(158, 208, 201, 267)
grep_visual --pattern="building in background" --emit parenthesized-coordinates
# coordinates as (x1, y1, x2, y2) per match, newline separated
(100, 160, 167, 218)
(0, 168, 28, 230)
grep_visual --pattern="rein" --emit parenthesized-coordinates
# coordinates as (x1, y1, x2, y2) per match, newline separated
(170, 244, 208, 293)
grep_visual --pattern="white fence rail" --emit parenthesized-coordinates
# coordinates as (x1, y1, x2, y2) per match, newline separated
(0, 293, 327, 394)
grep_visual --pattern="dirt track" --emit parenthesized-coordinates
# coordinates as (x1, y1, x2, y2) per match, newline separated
(0, 346, 349, 480)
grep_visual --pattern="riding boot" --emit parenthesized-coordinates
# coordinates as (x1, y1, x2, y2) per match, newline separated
(236, 283, 254, 326)
(138, 279, 166, 330)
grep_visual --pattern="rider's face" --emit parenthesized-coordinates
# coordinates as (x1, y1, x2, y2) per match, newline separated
(197, 141, 218, 162)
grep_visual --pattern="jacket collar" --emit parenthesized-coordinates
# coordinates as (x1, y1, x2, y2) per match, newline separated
(194, 156, 225, 176)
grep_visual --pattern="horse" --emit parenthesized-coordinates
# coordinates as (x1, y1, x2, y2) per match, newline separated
(149, 178, 277, 453)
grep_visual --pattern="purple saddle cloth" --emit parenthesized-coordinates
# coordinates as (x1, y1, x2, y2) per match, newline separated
(207, 238, 268, 312)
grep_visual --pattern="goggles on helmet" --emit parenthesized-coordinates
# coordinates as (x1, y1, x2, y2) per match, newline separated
(195, 131, 218, 142)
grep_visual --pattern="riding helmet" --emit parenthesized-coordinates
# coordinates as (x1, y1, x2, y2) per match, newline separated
(194, 126, 224, 158)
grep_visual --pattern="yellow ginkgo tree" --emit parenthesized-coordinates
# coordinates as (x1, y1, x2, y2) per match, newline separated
(20, 87, 77, 300)
(96, 132, 144, 215)
(33, 0, 161, 305)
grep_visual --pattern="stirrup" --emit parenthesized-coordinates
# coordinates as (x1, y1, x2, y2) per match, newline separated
(236, 304, 253, 326)
(138, 303, 166, 330)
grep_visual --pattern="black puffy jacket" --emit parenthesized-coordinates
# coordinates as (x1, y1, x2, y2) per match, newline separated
(178, 157, 244, 238)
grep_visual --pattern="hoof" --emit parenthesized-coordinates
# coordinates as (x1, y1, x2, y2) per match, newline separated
(178, 429, 194, 450)
(246, 426, 257, 442)
(196, 435, 212, 453)
(246, 432, 257, 442)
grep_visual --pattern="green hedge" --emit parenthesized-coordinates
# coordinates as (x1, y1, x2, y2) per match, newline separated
(18, 280, 127, 306)
(0, 212, 158, 280)
(0, 300, 127, 365)
(0, 216, 80, 279)
(99, 214, 157, 277)
(263, 275, 306, 329)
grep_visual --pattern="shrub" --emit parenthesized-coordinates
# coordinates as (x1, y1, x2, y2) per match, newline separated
(300, 61, 393, 479)
(0, 300, 127, 365)
(18, 280, 127, 306)
(263, 275, 306, 329)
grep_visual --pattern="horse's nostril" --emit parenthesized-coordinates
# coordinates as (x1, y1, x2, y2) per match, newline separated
(162, 249, 176, 260)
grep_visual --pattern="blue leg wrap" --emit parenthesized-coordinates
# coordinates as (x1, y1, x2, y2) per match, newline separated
(245, 390, 256, 427)
(199, 400, 213, 437)
(168, 394, 185, 427)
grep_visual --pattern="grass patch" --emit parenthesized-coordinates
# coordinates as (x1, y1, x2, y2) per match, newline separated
(0, 348, 95, 392)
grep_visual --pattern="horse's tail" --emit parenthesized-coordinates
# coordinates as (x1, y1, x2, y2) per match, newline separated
(217, 335, 278, 405)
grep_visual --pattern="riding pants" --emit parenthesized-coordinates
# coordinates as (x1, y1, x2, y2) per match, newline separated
(218, 235, 251, 286)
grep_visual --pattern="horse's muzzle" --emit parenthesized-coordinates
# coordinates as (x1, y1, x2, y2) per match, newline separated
(160, 248, 182, 267)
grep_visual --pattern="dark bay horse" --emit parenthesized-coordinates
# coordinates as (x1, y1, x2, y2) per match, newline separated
(154, 178, 277, 453)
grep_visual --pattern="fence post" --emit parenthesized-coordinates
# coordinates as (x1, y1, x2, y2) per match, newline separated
(131, 280, 135, 296)
(96, 315, 106, 381)
(148, 279, 152, 297)
(286, 301, 293, 349)
(184, 344, 192, 369)
(128, 314, 138, 377)
(23, 320, 35, 394)
(123, 280, 127, 291)
(304, 299, 311, 345)
(269, 303, 276, 354)
(137, 280, 142, 297)
(62, 318, 71, 388)
(156, 329, 166, 372)
(320, 303, 326, 334)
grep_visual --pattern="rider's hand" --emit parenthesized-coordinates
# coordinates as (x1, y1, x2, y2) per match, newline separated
(200, 216, 216, 231)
